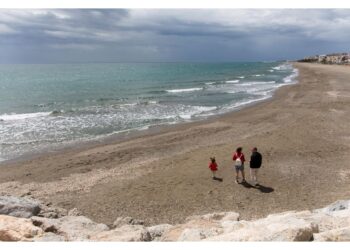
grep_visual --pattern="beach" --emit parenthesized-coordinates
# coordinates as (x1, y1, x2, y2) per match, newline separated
(1, 62, 350, 226)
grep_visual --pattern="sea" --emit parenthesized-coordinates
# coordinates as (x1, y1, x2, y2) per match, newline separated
(0, 62, 298, 162)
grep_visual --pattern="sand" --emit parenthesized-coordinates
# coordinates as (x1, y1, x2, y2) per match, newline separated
(1, 63, 350, 226)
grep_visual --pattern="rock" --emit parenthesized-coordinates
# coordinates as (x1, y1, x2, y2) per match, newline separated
(178, 227, 223, 241)
(304, 211, 350, 233)
(160, 211, 239, 241)
(0, 215, 43, 241)
(38, 204, 68, 218)
(186, 211, 240, 222)
(91, 225, 151, 241)
(113, 216, 144, 228)
(305, 201, 350, 233)
(317, 200, 350, 214)
(68, 208, 82, 216)
(161, 218, 222, 241)
(220, 220, 247, 234)
(206, 211, 318, 241)
(178, 228, 205, 241)
(0, 196, 41, 218)
(31, 216, 109, 241)
(313, 226, 350, 241)
(147, 224, 173, 240)
(33, 232, 66, 242)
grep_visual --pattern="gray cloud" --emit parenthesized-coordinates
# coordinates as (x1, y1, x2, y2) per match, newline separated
(0, 9, 349, 63)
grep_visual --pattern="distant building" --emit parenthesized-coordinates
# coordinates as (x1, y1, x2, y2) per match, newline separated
(298, 52, 350, 65)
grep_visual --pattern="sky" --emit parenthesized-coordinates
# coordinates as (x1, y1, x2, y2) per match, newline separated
(0, 9, 349, 63)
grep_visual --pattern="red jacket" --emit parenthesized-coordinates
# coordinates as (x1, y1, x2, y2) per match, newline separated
(233, 152, 245, 163)
(209, 162, 218, 171)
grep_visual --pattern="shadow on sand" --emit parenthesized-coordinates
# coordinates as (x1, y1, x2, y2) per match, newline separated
(240, 181, 274, 193)
(213, 177, 223, 182)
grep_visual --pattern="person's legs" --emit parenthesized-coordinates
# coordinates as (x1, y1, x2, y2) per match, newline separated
(250, 168, 254, 183)
(241, 164, 246, 182)
(254, 168, 259, 184)
(241, 170, 246, 182)
(250, 168, 257, 185)
(235, 167, 240, 183)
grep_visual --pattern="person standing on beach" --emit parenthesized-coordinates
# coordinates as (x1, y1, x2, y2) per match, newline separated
(233, 147, 246, 183)
(250, 147, 262, 186)
(209, 157, 218, 179)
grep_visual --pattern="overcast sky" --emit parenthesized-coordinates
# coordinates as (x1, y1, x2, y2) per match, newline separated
(0, 9, 349, 63)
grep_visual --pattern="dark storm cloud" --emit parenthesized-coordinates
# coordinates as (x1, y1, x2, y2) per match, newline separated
(0, 9, 349, 63)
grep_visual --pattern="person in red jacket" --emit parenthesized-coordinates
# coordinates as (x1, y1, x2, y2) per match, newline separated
(233, 147, 246, 184)
(209, 157, 218, 179)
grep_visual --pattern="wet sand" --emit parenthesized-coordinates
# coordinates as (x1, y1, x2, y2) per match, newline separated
(1, 63, 350, 226)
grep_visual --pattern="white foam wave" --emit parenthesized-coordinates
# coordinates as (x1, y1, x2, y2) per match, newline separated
(178, 106, 217, 120)
(273, 63, 293, 71)
(0, 112, 51, 121)
(239, 81, 276, 86)
(205, 82, 215, 85)
(226, 90, 239, 94)
(223, 95, 272, 111)
(166, 87, 203, 93)
(120, 100, 158, 107)
(226, 80, 239, 83)
(147, 100, 158, 104)
(238, 76, 245, 79)
(283, 68, 299, 83)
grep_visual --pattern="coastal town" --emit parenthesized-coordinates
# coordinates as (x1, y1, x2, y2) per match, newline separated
(298, 52, 350, 64)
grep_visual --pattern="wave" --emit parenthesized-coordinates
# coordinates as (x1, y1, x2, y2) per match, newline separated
(178, 106, 217, 120)
(224, 95, 272, 111)
(225, 90, 240, 94)
(239, 81, 276, 86)
(225, 80, 239, 83)
(0, 112, 51, 121)
(238, 76, 245, 79)
(204, 82, 215, 85)
(272, 63, 293, 71)
(283, 68, 299, 83)
(166, 87, 203, 93)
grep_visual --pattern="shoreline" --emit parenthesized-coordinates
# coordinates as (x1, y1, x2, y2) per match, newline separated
(0, 66, 297, 166)
(1, 63, 350, 226)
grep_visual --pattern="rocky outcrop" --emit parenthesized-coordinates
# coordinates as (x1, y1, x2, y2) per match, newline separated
(91, 225, 151, 241)
(0, 215, 43, 241)
(205, 211, 318, 241)
(161, 211, 239, 241)
(31, 216, 109, 241)
(0, 196, 41, 218)
(1, 196, 350, 241)
(313, 227, 350, 241)
(112, 216, 144, 228)
(147, 224, 173, 240)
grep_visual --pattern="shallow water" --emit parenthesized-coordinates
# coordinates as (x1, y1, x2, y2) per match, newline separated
(0, 62, 297, 162)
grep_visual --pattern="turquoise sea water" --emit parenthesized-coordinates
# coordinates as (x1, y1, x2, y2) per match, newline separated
(0, 62, 298, 162)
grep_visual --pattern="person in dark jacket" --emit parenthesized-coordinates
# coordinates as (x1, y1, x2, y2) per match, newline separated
(249, 147, 262, 186)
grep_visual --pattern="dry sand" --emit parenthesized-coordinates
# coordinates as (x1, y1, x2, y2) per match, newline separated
(1, 63, 350, 226)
